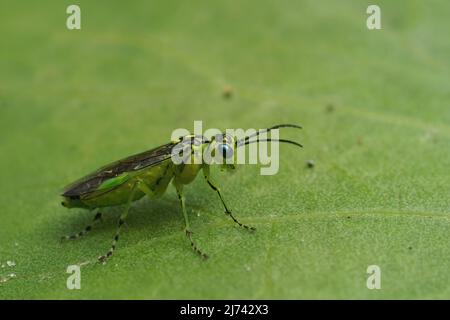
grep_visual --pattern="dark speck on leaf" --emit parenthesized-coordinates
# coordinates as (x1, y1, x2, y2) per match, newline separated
(326, 104, 335, 113)
(306, 160, 315, 168)
(222, 85, 233, 99)
(408, 246, 413, 250)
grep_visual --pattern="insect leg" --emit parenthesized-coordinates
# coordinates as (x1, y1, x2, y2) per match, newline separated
(173, 180, 208, 259)
(61, 209, 103, 241)
(203, 166, 256, 231)
(136, 179, 156, 198)
(98, 182, 138, 263)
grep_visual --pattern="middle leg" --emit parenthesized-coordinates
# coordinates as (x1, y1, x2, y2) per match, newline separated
(173, 180, 208, 259)
(98, 182, 139, 262)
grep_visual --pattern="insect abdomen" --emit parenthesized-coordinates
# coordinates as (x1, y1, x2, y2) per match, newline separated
(71, 161, 175, 209)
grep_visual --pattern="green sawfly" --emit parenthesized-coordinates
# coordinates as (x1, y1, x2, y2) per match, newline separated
(60, 124, 302, 262)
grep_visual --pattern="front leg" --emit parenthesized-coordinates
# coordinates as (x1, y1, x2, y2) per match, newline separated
(203, 166, 255, 231)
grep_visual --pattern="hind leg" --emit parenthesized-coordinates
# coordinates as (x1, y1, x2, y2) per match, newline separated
(61, 209, 103, 241)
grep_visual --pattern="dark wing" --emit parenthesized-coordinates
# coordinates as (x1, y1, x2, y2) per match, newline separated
(62, 142, 176, 197)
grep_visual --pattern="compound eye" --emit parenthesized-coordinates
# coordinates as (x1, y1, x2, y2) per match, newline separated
(219, 144, 234, 159)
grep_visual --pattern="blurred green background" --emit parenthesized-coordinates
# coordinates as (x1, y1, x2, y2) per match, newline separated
(1, 0, 449, 299)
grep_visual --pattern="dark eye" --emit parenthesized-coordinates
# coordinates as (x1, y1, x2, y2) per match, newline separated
(219, 144, 233, 159)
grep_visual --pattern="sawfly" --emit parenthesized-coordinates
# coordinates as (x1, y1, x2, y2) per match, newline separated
(61, 124, 303, 262)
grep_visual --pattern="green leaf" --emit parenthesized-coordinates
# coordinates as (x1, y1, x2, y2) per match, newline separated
(1, 0, 449, 299)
